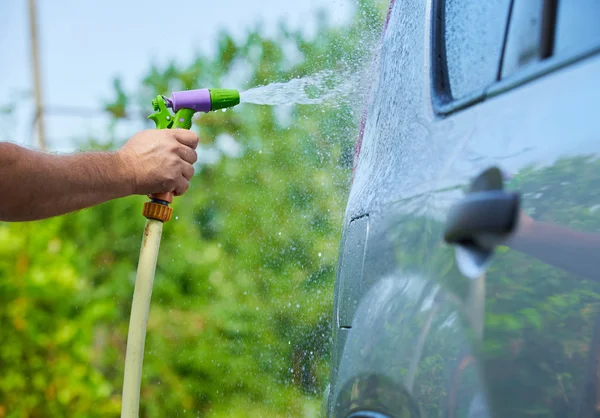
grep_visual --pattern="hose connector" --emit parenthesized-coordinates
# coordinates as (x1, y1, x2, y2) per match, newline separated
(142, 200, 173, 222)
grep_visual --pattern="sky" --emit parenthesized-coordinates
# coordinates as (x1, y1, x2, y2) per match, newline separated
(0, 0, 353, 151)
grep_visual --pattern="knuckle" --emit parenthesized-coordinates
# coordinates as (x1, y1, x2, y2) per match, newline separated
(167, 152, 180, 164)
(183, 131, 198, 143)
(164, 171, 177, 183)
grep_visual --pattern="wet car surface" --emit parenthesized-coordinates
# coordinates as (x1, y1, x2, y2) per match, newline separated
(328, 0, 600, 416)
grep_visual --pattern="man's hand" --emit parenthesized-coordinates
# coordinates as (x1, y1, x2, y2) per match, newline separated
(118, 129, 199, 196)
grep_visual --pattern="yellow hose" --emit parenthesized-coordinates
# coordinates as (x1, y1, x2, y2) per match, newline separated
(121, 218, 164, 417)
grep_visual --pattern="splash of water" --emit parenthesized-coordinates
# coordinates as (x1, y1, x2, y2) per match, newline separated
(240, 69, 363, 107)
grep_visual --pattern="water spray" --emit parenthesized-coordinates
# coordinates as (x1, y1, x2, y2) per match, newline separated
(120, 88, 239, 418)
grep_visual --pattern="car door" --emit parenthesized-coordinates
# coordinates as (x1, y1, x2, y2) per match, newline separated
(329, 0, 600, 417)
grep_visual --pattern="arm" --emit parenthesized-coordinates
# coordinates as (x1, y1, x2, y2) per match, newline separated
(0, 143, 129, 221)
(507, 212, 600, 281)
(0, 129, 198, 222)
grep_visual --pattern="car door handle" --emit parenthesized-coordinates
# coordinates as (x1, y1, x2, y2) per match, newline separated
(443, 190, 520, 248)
(443, 166, 521, 278)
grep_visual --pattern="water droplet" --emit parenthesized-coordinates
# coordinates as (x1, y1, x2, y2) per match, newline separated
(175, 216, 179, 220)
(318, 252, 322, 257)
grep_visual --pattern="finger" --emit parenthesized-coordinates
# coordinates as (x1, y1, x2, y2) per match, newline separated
(181, 162, 195, 181)
(173, 176, 190, 196)
(172, 129, 199, 149)
(175, 145, 198, 164)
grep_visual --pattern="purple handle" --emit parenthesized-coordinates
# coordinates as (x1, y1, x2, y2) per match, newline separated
(168, 89, 212, 113)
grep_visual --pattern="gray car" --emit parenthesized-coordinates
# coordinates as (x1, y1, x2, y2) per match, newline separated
(326, 0, 600, 417)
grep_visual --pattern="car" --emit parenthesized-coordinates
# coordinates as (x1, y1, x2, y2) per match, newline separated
(326, 0, 600, 417)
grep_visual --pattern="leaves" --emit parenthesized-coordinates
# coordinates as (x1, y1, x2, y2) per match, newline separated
(0, 2, 386, 417)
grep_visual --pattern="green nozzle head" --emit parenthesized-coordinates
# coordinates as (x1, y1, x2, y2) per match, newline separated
(209, 89, 240, 111)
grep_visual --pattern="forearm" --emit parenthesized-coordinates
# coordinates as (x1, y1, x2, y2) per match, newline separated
(508, 220, 600, 281)
(0, 143, 133, 221)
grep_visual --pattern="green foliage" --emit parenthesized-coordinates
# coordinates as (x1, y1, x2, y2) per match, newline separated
(104, 79, 128, 119)
(0, 2, 386, 417)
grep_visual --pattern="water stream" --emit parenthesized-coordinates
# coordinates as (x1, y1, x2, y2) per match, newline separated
(239, 68, 363, 107)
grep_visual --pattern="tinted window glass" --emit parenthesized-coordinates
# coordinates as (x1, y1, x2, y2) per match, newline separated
(501, 0, 544, 78)
(555, 0, 600, 58)
(444, 0, 512, 99)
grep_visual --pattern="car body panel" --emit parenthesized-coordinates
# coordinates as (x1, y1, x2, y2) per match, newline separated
(329, 0, 600, 416)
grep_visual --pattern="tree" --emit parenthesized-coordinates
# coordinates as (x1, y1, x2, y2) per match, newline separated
(0, 1, 388, 416)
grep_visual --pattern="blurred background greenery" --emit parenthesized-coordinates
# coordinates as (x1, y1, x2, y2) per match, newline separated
(0, 0, 387, 416)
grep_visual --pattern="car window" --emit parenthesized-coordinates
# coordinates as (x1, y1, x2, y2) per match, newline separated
(554, 0, 600, 59)
(444, 0, 512, 100)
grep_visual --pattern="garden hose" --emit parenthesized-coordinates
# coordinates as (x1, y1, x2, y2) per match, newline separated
(120, 88, 239, 417)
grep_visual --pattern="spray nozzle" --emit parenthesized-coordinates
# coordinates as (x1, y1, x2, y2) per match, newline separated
(165, 88, 240, 113)
(149, 88, 240, 130)
(207, 89, 240, 111)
